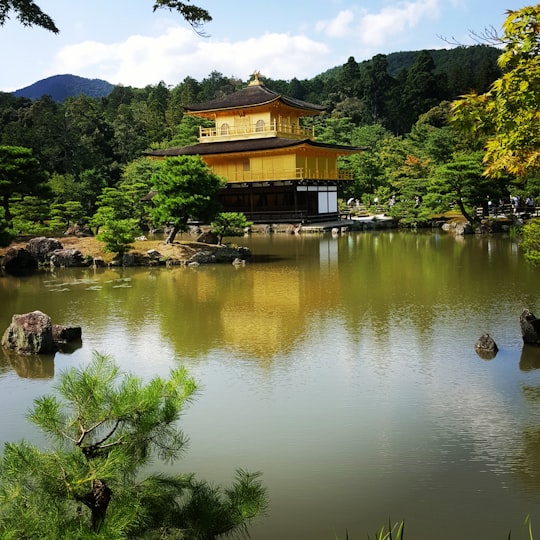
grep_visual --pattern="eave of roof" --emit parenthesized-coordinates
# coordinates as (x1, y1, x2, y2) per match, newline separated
(184, 84, 326, 114)
(145, 138, 365, 157)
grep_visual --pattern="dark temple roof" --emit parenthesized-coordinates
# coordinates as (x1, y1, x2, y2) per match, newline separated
(145, 138, 364, 157)
(184, 83, 326, 114)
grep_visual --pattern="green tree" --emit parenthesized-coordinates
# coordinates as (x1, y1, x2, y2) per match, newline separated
(211, 212, 252, 244)
(315, 117, 355, 146)
(338, 56, 361, 98)
(11, 195, 51, 234)
(400, 50, 442, 133)
(0, 145, 49, 224)
(49, 172, 91, 205)
(151, 155, 225, 244)
(450, 5, 540, 178)
(341, 124, 394, 202)
(49, 201, 86, 233)
(0, 353, 267, 538)
(96, 218, 138, 257)
(168, 114, 212, 147)
(359, 54, 397, 125)
(427, 151, 493, 223)
(387, 154, 431, 226)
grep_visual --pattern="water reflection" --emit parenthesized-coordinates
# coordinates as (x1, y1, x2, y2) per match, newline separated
(1, 230, 540, 539)
(0, 348, 55, 378)
(520, 345, 540, 371)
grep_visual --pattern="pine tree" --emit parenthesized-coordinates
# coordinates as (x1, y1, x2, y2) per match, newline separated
(0, 352, 267, 538)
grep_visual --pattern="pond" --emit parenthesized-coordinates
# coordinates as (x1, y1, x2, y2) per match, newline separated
(1, 229, 540, 539)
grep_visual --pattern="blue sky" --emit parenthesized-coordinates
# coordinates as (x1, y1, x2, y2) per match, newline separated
(0, 0, 528, 92)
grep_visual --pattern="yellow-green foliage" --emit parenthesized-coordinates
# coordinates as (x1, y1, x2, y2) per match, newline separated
(522, 218, 540, 265)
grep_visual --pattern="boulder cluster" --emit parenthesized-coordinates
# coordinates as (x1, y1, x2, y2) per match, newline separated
(1, 237, 88, 276)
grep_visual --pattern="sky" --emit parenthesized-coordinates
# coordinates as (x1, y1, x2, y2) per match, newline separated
(0, 0, 529, 92)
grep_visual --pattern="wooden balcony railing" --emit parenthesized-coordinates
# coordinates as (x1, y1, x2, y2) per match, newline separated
(199, 121, 314, 142)
(220, 167, 353, 183)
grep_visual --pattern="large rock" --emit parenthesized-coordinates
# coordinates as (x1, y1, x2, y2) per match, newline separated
(1, 311, 82, 355)
(2, 311, 57, 354)
(49, 248, 87, 267)
(520, 309, 540, 345)
(1, 247, 38, 276)
(26, 237, 63, 263)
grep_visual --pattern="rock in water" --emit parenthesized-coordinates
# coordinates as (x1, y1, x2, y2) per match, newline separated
(1, 247, 38, 276)
(520, 309, 540, 345)
(474, 334, 499, 359)
(1, 311, 82, 355)
(1, 311, 56, 354)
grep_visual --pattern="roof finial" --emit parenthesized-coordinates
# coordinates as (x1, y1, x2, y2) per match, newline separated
(249, 70, 263, 86)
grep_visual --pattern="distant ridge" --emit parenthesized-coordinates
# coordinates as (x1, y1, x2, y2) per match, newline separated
(12, 74, 114, 102)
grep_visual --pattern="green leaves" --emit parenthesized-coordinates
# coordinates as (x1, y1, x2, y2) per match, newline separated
(451, 5, 540, 178)
(96, 218, 138, 257)
(211, 212, 252, 244)
(521, 218, 540, 265)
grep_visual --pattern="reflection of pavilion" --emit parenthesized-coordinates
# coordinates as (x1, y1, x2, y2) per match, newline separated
(220, 267, 303, 360)
(217, 238, 343, 360)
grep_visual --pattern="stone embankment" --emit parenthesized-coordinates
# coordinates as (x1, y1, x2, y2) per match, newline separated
(0, 235, 252, 276)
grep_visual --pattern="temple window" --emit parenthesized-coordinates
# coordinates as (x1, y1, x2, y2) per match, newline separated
(220, 123, 230, 135)
(255, 119, 265, 132)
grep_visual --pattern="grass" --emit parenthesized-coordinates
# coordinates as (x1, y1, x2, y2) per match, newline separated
(335, 517, 535, 539)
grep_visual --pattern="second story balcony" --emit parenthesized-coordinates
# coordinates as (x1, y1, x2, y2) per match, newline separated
(219, 167, 354, 183)
(199, 120, 315, 143)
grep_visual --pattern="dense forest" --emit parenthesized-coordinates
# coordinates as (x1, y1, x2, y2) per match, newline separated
(0, 44, 537, 239)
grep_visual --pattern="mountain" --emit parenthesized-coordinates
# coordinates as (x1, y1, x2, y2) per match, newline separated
(12, 74, 114, 102)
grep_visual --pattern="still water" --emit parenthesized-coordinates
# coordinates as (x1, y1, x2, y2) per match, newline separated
(1, 230, 540, 539)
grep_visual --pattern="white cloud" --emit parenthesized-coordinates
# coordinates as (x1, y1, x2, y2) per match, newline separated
(316, 9, 356, 38)
(358, 0, 440, 47)
(50, 26, 330, 87)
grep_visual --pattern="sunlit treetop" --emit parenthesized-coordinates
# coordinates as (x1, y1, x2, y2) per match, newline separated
(450, 4, 540, 178)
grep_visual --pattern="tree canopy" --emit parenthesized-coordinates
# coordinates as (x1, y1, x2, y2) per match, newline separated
(150, 155, 225, 243)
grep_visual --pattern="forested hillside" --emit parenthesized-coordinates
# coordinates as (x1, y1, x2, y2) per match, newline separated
(0, 41, 537, 241)
(12, 74, 114, 102)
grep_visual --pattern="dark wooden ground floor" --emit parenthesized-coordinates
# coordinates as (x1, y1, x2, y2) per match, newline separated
(219, 181, 340, 223)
